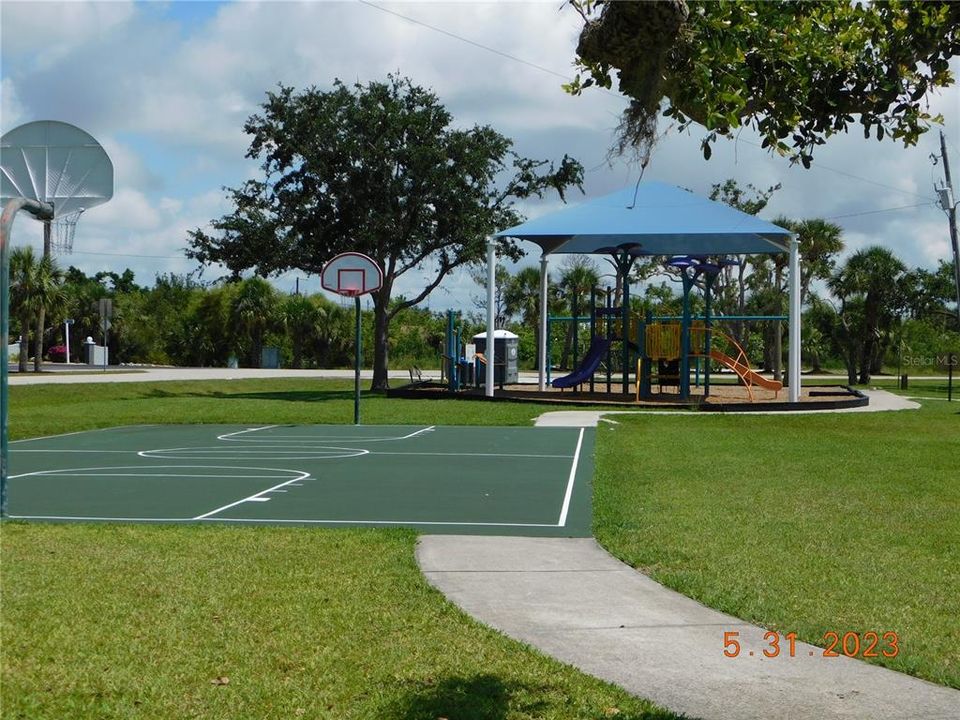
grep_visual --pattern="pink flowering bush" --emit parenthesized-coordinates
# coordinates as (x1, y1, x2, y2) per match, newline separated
(48, 344, 68, 362)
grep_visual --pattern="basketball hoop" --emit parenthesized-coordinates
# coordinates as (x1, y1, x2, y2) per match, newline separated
(52, 209, 84, 255)
(320, 252, 384, 425)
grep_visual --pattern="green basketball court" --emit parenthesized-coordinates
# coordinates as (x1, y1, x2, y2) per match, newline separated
(6, 424, 593, 536)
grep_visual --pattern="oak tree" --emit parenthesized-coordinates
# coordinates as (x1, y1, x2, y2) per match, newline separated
(567, 1, 960, 167)
(188, 75, 583, 388)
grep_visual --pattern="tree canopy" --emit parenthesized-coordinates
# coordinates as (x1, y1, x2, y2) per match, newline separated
(188, 74, 583, 388)
(566, 1, 960, 166)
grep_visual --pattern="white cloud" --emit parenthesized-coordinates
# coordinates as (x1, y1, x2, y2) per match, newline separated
(1, 77, 25, 129)
(0, 1, 135, 67)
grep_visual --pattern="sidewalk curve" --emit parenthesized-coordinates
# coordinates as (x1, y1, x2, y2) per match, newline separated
(418, 535, 959, 720)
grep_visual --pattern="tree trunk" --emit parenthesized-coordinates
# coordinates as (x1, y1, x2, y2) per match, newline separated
(810, 350, 822, 374)
(858, 340, 872, 384)
(371, 289, 391, 391)
(560, 323, 573, 370)
(773, 320, 782, 383)
(18, 311, 30, 372)
(735, 257, 747, 344)
(533, 322, 540, 371)
(845, 350, 858, 385)
(34, 307, 46, 372)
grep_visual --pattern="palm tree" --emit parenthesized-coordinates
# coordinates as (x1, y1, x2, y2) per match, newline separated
(9, 247, 66, 372)
(504, 266, 549, 370)
(557, 256, 599, 368)
(230, 277, 278, 367)
(829, 246, 907, 383)
(282, 293, 319, 368)
(794, 218, 844, 305)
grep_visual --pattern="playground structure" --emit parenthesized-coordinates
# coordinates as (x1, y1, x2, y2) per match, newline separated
(547, 255, 785, 401)
(489, 182, 801, 402)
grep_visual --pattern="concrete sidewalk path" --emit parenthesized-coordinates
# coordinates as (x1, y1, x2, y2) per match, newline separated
(418, 535, 959, 720)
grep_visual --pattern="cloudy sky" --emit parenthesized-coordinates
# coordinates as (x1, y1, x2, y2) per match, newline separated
(2, 0, 958, 311)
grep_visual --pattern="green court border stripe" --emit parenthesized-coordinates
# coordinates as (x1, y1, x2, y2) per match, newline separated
(5, 515, 563, 528)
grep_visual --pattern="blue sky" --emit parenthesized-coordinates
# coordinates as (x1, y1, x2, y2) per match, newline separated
(2, 1, 958, 312)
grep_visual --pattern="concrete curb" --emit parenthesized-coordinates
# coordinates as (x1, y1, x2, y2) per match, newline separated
(418, 535, 959, 720)
(534, 389, 920, 426)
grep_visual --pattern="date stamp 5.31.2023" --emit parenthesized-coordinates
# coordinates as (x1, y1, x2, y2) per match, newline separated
(723, 630, 900, 659)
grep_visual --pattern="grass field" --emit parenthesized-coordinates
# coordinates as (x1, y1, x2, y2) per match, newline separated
(3, 376, 957, 718)
(594, 385, 959, 688)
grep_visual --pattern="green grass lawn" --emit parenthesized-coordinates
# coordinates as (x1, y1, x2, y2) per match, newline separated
(593, 385, 959, 688)
(2, 379, 676, 720)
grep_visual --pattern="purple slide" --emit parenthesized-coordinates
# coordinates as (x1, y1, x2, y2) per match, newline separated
(552, 338, 612, 389)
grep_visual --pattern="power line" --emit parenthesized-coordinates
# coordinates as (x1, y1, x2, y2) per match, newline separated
(357, 0, 571, 82)
(734, 135, 937, 203)
(360, 0, 943, 205)
(825, 202, 936, 220)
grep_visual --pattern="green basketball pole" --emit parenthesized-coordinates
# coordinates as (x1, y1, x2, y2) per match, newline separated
(354, 295, 361, 425)
(1, 198, 55, 517)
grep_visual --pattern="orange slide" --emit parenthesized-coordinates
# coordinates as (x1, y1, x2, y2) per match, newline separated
(708, 349, 783, 397)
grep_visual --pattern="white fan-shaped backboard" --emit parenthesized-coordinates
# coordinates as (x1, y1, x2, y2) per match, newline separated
(321, 252, 383, 297)
(1, 120, 113, 219)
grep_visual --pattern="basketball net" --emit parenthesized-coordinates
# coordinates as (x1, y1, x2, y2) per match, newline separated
(52, 209, 84, 255)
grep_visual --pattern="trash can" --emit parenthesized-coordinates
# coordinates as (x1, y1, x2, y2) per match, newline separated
(261, 347, 281, 369)
(473, 330, 519, 385)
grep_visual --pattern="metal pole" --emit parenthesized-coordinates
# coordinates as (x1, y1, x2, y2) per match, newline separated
(704, 274, 713, 398)
(65, 320, 71, 364)
(538, 255, 548, 391)
(2, 198, 54, 517)
(788, 235, 802, 402)
(680, 273, 692, 399)
(949, 352, 954, 402)
(620, 253, 631, 395)
(354, 296, 361, 424)
(485, 237, 495, 397)
(938, 131, 960, 327)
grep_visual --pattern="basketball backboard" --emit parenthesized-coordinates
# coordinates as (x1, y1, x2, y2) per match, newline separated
(321, 252, 383, 297)
(1, 120, 113, 219)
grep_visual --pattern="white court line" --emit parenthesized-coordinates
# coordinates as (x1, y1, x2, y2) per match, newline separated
(10, 425, 159, 444)
(13, 473, 298, 479)
(13, 450, 137, 454)
(8, 464, 309, 481)
(218, 425, 279, 440)
(216, 425, 435, 443)
(557, 428, 585, 527)
(192, 471, 311, 520)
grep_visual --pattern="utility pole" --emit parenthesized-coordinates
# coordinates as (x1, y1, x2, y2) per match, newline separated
(937, 130, 960, 327)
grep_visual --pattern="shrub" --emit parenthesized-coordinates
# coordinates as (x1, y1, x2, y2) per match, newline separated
(47, 344, 68, 362)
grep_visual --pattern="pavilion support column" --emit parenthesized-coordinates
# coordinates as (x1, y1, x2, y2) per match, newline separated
(788, 235, 801, 403)
(538, 255, 548, 392)
(485, 237, 496, 397)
